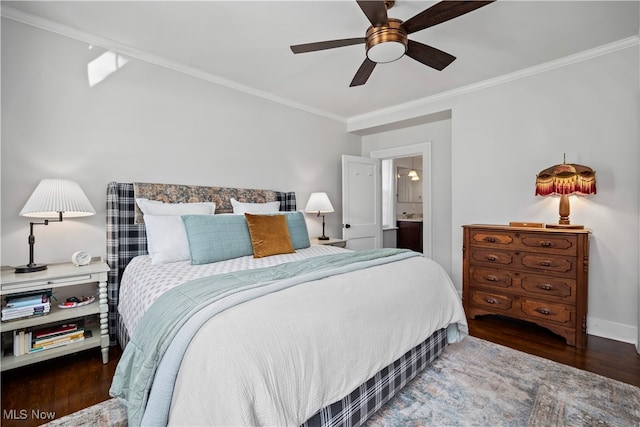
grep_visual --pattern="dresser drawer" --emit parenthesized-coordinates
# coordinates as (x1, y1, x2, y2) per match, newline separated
(521, 253, 575, 276)
(471, 291, 575, 325)
(468, 230, 515, 247)
(469, 247, 515, 267)
(468, 228, 578, 255)
(469, 247, 576, 277)
(519, 234, 577, 254)
(469, 266, 514, 289)
(521, 299, 574, 325)
(470, 290, 513, 312)
(470, 267, 576, 302)
(520, 273, 575, 300)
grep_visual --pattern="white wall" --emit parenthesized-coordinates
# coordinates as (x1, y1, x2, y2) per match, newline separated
(360, 45, 639, 344)
(1, 18, 361, 267)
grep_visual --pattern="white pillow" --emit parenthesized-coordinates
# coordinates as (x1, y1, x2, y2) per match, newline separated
(136, 198, 215, 216)
(143, 215, 191, 264)
(136, 199, 214, 264)
(230, 198, 280, 214)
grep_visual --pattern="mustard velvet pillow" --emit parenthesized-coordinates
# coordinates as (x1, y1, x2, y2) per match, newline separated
(245, 213, 295, 258)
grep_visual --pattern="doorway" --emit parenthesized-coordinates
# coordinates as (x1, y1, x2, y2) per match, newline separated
(370, 143, 432, 258)
(392, 155, 423, 252)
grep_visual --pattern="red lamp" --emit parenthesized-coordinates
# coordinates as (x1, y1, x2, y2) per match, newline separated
(535, 157, 596, 229)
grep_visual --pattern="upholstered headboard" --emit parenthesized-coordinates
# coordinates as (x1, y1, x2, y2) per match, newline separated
(105, 181, 296, 345)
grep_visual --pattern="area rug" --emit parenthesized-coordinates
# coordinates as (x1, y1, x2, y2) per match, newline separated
(44, 336, 640, 426)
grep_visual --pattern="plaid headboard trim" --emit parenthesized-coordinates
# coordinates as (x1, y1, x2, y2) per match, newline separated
(105, 182, 296, 345)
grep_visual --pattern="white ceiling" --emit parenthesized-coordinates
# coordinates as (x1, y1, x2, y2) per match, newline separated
(3, 1, 639, 121)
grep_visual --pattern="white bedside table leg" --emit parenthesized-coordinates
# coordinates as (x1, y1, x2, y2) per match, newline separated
(101, 345, 109, 364)
(99, 280, 110, 363)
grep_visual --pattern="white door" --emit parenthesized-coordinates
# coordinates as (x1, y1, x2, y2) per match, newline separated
(342, 155, 382, 250)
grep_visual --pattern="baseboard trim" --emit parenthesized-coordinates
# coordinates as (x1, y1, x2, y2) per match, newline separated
(587, 316, 638, 346)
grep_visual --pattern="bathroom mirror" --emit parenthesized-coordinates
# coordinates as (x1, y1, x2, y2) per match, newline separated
(397, 167, 423, 203)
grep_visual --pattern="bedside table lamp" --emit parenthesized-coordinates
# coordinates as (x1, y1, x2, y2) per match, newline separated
(16, 179, 96, 273)
(305, 192, 334, 240)
(535, 157, 596, 229)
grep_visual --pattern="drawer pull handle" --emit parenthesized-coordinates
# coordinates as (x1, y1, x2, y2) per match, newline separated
(540, 241, 553, 247)
(485, 237, 497, 243)
(537, 308, 553, 316)
(486, 255, 498, 262)
(539, 261, 552, 267)
(486, 276, 499, 282)
(539, 284, 553, 291)
(485, 298, 498, 305)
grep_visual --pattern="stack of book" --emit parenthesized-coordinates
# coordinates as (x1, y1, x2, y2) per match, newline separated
(12, 322, 85, 356)
(12, 329, 32, 356)
(31, 322, 85, 353)
(2, 290, 52, 321)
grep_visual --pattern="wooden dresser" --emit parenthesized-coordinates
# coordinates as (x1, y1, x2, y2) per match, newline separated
(462, 224, 590, 348)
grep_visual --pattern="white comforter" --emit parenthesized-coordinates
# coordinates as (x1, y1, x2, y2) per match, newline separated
(157, 254, 467, 426)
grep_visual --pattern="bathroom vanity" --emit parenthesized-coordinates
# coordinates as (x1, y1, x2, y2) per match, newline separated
(396, 218, 423, 253)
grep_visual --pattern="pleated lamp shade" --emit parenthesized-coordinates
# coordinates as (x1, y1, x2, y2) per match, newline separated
(20, 179, 95, 219)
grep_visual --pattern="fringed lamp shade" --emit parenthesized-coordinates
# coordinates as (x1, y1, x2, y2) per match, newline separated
(535, 163, 596, 229)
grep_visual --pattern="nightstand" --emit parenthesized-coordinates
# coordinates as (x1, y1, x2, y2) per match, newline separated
(0, 258, 110, 371)
(310, 237, 347, 248)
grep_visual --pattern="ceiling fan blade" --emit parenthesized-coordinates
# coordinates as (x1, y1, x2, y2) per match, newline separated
(406, 39, 456, 71)
(402, 0, 495, 35)
(350, 58, 377, 87)
(290, 38, 366, 54)
(356, 0, 389, 27)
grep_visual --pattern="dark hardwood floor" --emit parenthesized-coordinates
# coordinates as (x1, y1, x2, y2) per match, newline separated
(1, 316, 639, 427)
(1, 346, 122, 427)
(468, 315, 640, 388)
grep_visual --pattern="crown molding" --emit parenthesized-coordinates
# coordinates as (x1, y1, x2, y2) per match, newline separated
(347, 35, 639, 131)
(1, 6, 346, 123)
(3, 5, 637, 129)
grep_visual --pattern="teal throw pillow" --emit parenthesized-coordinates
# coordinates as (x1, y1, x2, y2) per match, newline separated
(182, 215, 253, 264)
(285, 211, 311, 250)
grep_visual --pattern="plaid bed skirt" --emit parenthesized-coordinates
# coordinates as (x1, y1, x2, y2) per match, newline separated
(302, 327, 447, 427)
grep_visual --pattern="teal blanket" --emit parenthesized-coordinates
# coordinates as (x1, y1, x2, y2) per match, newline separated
(110, 248, 418, 427)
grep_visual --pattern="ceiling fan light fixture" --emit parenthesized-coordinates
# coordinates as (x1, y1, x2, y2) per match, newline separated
(367, 41, 406, 63)
(289, 0, 496, 86)
(365, 18, 407, 63)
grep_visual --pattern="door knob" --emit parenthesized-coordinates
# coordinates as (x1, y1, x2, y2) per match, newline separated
(344, 224, 351, 228)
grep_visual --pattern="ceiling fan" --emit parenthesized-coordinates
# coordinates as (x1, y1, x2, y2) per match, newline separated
(290, 0, 495, 87)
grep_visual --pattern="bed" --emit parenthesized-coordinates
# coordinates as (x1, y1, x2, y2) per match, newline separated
(106, 182, 467, 427)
